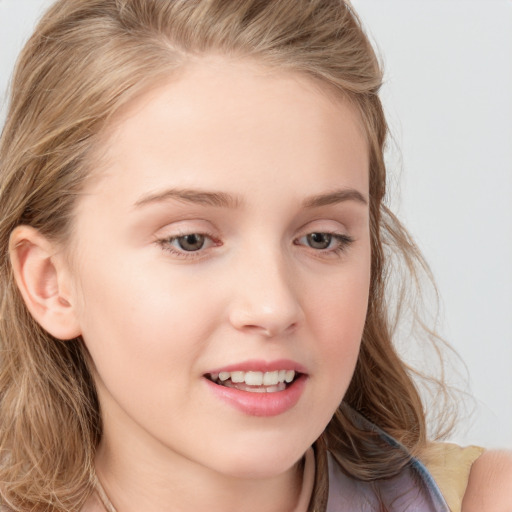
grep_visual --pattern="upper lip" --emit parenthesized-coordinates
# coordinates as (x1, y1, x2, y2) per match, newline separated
(205, 359, 307, 375)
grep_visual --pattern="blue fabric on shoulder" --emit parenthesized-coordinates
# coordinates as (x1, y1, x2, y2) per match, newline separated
(325, 408, 450, 512)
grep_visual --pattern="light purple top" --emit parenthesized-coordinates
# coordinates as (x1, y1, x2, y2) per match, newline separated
(325, 408, 450, 511)
(326, 452, 449, 511)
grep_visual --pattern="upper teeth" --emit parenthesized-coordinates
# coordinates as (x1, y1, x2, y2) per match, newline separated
(211, 370, 295, 386)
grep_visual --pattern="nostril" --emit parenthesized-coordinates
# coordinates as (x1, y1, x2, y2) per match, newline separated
(230, 320, 299, 339)
(227, 280, 303, 337)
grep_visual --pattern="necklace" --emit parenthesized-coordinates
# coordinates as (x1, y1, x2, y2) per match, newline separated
(92, 473, 117, 512)
(92, 449, 314, 512)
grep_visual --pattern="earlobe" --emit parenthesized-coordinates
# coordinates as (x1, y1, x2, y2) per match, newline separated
(9, 225, 81, 340)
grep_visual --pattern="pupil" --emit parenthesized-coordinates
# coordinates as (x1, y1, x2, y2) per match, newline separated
(307, 233, 331, 249)
(178, 234, 205, 251)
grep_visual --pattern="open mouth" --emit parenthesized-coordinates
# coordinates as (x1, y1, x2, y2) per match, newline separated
(205, 370, 301, 394)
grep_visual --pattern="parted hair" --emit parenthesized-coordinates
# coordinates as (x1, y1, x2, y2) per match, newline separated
(0, 1, 452, 511)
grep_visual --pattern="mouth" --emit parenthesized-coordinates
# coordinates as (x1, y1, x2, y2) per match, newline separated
(203, 363, 307, 416)
(205, 369, 301, 394)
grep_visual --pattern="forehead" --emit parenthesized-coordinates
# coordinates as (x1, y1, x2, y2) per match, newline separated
(85, 56, 369, 206)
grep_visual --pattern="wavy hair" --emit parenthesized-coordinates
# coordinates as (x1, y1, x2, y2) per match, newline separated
(0, 1, 455, 510)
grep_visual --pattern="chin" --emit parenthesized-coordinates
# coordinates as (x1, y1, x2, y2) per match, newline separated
(205, 432, 314, 479)
(219, 455, 303, 480)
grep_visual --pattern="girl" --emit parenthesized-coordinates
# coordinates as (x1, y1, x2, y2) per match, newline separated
(0, 1, 510, 511)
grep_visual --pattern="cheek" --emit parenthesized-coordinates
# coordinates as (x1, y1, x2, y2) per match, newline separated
(309, 259, 370, 332)
(289, 265, 369, 444)
(305, 259, 370, 385)
(71, 255, 221, 381)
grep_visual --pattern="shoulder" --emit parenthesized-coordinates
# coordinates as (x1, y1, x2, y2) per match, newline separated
(461, 449, 512, 512)
(421, 442, 483, 512)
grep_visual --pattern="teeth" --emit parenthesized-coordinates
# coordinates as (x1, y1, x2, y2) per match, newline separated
(263, 370, 279, 386)
(285, 370, 295, 383)
(223, 380, 287, 393)
(245, 371, 263, 386)
(231, 371, 245, 383)
(210, 370, 296, 386)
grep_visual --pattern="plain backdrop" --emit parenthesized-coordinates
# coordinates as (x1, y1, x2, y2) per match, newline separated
(1, 0, 511, 449)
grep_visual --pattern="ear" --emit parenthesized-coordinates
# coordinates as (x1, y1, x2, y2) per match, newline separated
(9, 225, 81, 340)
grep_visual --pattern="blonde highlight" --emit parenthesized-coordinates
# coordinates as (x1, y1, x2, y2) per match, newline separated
(0, 1, 455, 510)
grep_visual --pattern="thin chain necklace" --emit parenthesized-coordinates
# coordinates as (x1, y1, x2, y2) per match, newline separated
(92, 473, 117, 512)
(92, 449, 314, 512)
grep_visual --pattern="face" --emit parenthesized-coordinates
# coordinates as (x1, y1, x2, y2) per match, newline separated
(67, 57, 371, 479)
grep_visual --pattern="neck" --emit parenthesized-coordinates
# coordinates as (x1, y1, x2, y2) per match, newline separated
(93, 428, 306, 512)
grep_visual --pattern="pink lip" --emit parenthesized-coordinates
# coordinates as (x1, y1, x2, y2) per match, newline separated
(203, 359, 308, 417)
(206, 359, 307, 374)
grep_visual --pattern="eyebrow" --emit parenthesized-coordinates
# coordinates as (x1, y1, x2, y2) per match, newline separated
(134, 188, 242, 209)
(302, 188, 368, 208)
(133, 186, 367, 210)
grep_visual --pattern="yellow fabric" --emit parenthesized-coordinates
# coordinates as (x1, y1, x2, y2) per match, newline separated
(422, 442, 485, 512)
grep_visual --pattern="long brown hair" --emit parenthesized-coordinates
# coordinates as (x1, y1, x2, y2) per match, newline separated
(0, 1, 454, 510)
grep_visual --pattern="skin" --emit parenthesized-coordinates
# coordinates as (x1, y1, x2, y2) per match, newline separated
(10, 56, 509, 512)
(21, 56, 372, 512)
(462, 450, 512, 511)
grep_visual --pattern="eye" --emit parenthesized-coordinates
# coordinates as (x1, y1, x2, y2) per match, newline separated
(173, 233, 206, 252)
(306, 232, 334, 250)
(295, 232, 354, 254)
(156, 231, 219, 258)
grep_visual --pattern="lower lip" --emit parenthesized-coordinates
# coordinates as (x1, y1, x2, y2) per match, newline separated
(204, 374, 307, 417)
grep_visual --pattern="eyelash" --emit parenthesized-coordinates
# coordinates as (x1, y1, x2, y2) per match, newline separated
(156, 231, 354, 260)
(294, 232, 354, 257)
(156, 231, 220, 260)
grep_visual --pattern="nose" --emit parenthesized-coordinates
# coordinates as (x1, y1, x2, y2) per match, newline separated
(227, 248, 303, 338)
